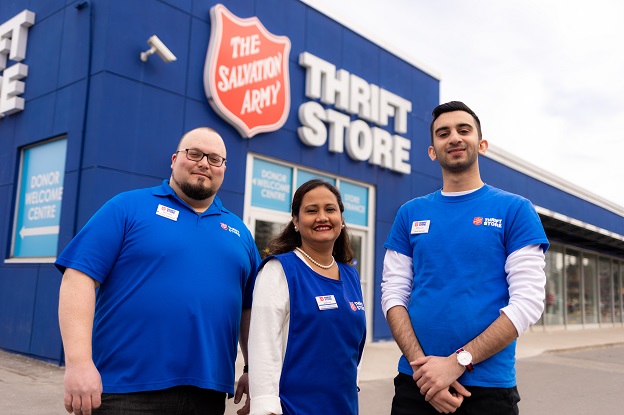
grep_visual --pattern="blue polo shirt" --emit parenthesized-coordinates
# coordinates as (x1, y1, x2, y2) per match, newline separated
(56, 180, 261, 394)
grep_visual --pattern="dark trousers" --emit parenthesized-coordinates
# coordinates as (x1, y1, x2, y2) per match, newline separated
(391, 373, 520, 415)
(94, 385, 226, 415)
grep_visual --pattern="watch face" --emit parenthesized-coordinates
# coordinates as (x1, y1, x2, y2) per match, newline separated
(457, 351, 472, 365)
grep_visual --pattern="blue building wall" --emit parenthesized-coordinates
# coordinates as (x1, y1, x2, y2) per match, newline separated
(481, 157, 624, 236)
(0, 0, 621, 362)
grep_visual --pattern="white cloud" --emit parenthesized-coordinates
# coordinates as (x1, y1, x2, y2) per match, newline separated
(303, 0, 624, 208)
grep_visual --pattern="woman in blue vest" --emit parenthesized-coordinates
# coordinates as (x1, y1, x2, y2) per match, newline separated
(248, 179, 366, 415)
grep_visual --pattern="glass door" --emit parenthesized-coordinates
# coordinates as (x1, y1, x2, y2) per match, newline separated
(244, 154, 375, 342)
(247, 210, 290, 258)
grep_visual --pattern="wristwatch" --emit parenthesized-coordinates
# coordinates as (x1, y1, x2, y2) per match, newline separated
(455, 348, 474, 372)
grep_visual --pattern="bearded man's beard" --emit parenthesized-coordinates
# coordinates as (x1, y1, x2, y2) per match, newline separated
(173, 176, 215, 200)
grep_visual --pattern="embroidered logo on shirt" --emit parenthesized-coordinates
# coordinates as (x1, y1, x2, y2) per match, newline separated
(472, 216, 503, 228)
(220, 222, 241, 236)
(410, 220, 430, 234)
(156, 204, 179, 221)
(484, 218, 502, 228)
(473, 217, 502, 228)
(350, 301, 365, 311)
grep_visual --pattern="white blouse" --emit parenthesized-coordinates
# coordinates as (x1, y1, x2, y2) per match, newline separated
(247, 251, 296, 415)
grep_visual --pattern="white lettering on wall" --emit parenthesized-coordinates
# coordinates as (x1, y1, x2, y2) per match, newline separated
(0, 10, 35, 118)
(297, 52, 413, 174)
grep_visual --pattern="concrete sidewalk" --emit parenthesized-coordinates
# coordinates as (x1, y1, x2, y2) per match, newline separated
(1, 326, 623, 414)
(356, 325, 624, 381)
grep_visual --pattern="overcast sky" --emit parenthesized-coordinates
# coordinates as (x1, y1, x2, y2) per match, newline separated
(303, 0, 624, 210)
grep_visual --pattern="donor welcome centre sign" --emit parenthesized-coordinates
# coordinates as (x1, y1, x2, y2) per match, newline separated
(12, 138, 67, 258)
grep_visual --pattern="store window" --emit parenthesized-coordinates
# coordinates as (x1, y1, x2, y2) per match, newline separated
(598, 258, 614, 324)
(297, 170, 335, 188)
(542, 244, 564, 326)
(565, 249, 582, 325)
(250, 158, 293, 213)
(535, 243, 623, 330)
(582, 253, 598, 325)
(8, 137, 67, 262)
(615, 262, 623, 323)
(244, 154, 375, 340)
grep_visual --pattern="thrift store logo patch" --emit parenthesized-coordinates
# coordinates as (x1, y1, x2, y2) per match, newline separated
(473, 217, 502, 228)
(204, 4, 291, 138)
(350, 301, 365, 311)
(220, 222, 241, 237)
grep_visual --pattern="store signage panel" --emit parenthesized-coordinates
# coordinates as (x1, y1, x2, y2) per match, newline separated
(204, 4, 291, 138)
(204, 4, 414, 175)
(13, 138, 67, 258)
(0, 10, 35, 118)
(297, 52, 412, 174)
(251, 158, 292, 212)
(297, 169, 335, 188)
(340, 181, 368, 226)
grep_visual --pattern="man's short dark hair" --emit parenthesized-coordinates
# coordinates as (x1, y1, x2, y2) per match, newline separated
(429, 101, 482, 144)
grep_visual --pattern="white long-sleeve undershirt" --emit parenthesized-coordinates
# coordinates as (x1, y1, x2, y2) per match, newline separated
(248, 257, 290, 415)
(381, 244, 546, 336)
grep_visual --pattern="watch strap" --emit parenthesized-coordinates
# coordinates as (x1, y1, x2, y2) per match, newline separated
(455, 347, 474, 372)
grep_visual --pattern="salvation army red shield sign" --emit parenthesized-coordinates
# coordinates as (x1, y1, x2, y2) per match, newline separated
(204, 4, 291, 138)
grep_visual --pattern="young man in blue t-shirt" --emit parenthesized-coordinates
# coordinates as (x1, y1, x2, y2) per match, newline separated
(57, 127, 261, 415)
(382, 101, 549, 414)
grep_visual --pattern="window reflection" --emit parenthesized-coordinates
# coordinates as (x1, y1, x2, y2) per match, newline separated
(583, 254, 598, 324)
(565, 250, 582, 325)
(543, 246, 564, 325)
(536, 244, 622, 329)
(599, 258, 613, 323)
(254, 220, 285, 258)
(615, 263, 623, 323)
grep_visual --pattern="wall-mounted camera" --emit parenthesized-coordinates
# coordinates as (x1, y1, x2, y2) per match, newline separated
(140, 35, 177, 63)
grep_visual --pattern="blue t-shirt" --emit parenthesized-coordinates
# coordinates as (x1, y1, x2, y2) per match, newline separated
(384, 185, 549, 387)
(55, 180, 261, 394)
(263, 252, 366, 415)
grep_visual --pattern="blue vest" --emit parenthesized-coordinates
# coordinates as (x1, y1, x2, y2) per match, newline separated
(266, 251, 366, 415)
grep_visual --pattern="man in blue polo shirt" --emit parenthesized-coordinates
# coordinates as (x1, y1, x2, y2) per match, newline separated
(382, 102, 549, 414)
(57, 127, 261, 415)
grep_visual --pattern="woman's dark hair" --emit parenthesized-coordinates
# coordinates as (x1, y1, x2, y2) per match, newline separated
(264, 179, 355, 264)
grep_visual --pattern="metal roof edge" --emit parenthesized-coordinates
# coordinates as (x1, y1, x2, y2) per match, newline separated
(534, 205, 624, 243)
(298, 0, 442, 80)
(484, 144, 624, 218)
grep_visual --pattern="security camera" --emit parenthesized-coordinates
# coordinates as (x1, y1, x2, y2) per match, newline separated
(140, 35, 177, 63)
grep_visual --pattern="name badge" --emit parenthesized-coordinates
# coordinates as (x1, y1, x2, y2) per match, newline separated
(156, 204, 179, 221)
(316, 295, 338, 310)
(411, 220, 430, 234)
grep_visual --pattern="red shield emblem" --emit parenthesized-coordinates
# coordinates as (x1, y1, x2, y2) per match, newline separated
(473, 217, 483, 226)
(204, 4, 291, 138)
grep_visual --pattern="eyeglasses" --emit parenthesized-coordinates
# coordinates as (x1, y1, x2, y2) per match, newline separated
(176, 148, 226, 167)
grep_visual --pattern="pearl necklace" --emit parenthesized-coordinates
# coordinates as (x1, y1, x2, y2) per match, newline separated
(296, 247, 335, 269)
